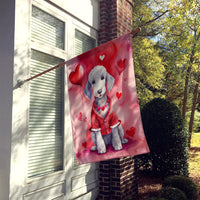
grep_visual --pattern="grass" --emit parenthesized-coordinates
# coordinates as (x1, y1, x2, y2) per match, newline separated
(190, 132, 200, 147)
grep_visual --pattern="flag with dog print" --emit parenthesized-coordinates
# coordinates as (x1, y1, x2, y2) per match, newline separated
(66, 33, 149, 164)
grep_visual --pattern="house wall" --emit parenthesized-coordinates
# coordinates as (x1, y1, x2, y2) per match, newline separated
(9, 0, 100, 200)
(45, 0, 99, 30)
(0, 0, 15, 199)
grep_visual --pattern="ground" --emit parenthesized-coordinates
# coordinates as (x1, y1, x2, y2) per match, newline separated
(137, 132, 200, 200)
(137, 172, 162, 200)
(189, 133, 200, 192)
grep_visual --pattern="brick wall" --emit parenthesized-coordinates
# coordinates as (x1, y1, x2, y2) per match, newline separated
(97, 0, 139, 199)
(99, 0, 133, 44)
(98, 158, 138, 200)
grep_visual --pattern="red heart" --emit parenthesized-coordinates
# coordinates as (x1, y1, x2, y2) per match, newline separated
(126, 127, 136, 137)
(82, 142, 87, 148)
(117, 59, 127, 74)
(116, 92, 122, 99)
(69, 64, 84, 85)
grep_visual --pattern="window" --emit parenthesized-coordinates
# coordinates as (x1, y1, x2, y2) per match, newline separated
(28, 5, 97, 177)
(28, 6, 65, 178)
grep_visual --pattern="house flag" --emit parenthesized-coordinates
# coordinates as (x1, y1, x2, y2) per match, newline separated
(66, 33, 149, 164)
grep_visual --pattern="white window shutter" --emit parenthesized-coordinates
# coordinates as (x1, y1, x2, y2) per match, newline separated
(28, 50, 64, 178)
(28, 6, 65, 178)
(32, 6, 65, 50)
(75, 29, 96, 56)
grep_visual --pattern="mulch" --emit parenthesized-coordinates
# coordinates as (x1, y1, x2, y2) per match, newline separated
(137, 172, 162, 200)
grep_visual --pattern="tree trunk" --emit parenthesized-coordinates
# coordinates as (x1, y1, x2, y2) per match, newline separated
(197, 92, 200, 109)
(182, 32, 199, 119)
(188, 73, 200, 147)
(182, 65, 192, 119)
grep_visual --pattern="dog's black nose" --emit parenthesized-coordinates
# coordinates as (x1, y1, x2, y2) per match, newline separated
(97, 89, 102, 94)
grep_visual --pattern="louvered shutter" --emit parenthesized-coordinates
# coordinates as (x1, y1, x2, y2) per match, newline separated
(73, 29, 96, 166)
(31, 6, 64, 50)
(75, 29, 96, 56)
(28, 6, 65, 178)
(28, 50, 64, 178)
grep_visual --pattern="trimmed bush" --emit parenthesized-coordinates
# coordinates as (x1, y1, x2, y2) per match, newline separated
(140, 98, 189, 177)
(159, 186, 187, 200)
(163, 175, 198, 200)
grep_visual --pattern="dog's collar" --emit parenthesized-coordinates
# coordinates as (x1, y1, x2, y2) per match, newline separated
(94, 99, 109, 111)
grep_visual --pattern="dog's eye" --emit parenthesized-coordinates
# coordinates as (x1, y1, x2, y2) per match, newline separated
(101, 76, 104, 80)
(92, 80, 95, 84)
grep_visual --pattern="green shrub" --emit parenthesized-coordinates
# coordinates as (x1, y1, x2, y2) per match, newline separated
(159, 186, 187, 200)
(163, 175, 198, 200)
(140, 98, 189, 177)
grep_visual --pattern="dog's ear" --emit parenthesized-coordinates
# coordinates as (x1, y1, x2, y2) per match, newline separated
(84, 81, 92, 99)
(106, 73, 115, 92)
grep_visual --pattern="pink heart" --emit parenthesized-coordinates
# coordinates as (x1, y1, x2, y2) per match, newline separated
(69, 64, 84, 85)
(117, 59, 127, 74)
(126, 127, 136, 137)
(116, 92, 122, 99)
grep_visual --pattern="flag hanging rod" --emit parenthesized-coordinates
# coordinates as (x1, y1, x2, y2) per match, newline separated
(15, 27, 141, 89)
(15, 61, 66, 88)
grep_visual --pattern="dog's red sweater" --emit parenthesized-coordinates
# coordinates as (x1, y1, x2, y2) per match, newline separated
(90, 99, 120, 135)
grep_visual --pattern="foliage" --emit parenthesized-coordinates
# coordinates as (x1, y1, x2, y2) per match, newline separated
(132, 0, 168, 37)
(186, 111, 200, 132)
(158, 38, 187, 107)
(159, 186, 187, 200)
(132, 0, 200, 146)
(133, 38, 165, 107)
(163, 0, 200, 68)
(132, 0, 166, 107)
(162, 176, 198, 200)
(162, 61, 185, 106)
(140, 98, 189, 177)
(160, 0, 200, 140)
